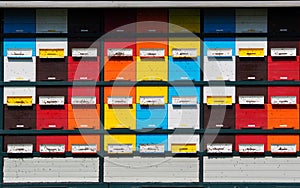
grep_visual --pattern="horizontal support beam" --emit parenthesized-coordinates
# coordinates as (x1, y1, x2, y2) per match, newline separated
(3, 81, 300, 87)
(3, 32, 300, 39)
(2, 151, 300, 158)
(4, 182, 300, 188)
(0, 1, 300, 8)
(2, 129, 300, 135)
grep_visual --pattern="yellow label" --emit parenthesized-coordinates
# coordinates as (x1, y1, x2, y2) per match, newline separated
(239, 48, 264, 57)
(171, 144, 197, 153)
(39, 49, 64, 58)
(180, 124, 188, 127)
(7, 96, 32, 106)
(207, 96, 232, 105)
(247, 29, 256, 32)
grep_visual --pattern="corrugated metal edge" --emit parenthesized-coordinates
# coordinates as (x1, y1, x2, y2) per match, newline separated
(0, 1, 300, 8)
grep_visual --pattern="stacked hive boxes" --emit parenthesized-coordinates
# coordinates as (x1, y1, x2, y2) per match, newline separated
(2, 7, 300, 184)
(103, 39, 137, 154)
(3, 9, 37, 153)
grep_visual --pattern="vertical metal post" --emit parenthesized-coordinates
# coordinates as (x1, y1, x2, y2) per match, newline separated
(199, 7, 205, 183)
(99, 35, 105, 183)
(0, 8, 4, 187)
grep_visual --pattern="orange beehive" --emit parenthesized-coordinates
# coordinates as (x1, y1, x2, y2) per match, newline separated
(104, 40, 136, 81)
(68, 135, 100, 152)
(104, 87, 136, 104)
(68, 104, 100, 130)
(267, 104, 299, 129)
(267, 135, 299, 152)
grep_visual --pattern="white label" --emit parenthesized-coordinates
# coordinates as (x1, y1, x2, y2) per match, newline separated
(16, 124, 24, 128)
(80, 77, 88, 80)
(172, 48, 197, 58)
(207, 48, 232, 57)
(280, 77, 288, 80)
(280, 124, 288, 128)
(140, 96, 165, 105)
(140, 49, 165, 58)
(39, 96, 65, 105)
(71, 144, 97, 153)
(7, 144, 33, 154)
(7, 48, 32, 58)
(248, 124, 256, 128)
(239, 96, 264, 105)
(108, 96, 133, 105)
(271, 96, 296, 105)
(207, 143, 232, 153)
(271, 144, 296, 153)
(139, 144, 164, 153)
(72, 48, 97, 57)
(107, 48, 133, 57)
(172, 96, 197, 105)
(48, 77, 56, 80)
(280, 28, 288, 32)
(239, 144, 264, 153)
(39, 144, 65, 153)
(271, 48, 296, 57)
(108, 144, 133, 154)
(248, 76, 256, 80)
(48, 124, 57, 128)
(71, 96, 96, 105)
(216, 124, 224, 128)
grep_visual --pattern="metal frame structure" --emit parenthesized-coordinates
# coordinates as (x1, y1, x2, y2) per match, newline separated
(0, 2, 300, 187)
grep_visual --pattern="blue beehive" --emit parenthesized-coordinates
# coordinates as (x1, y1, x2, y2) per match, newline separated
(4, 38, 36, 56)
(136, 134, 168, 152)
(204, 9, 235, 33)
(204, 37, 235, 56)
(136, 104, 168, 129)
(4, 9, 36, 34)
(168, 56, 201, 81)
(168, 86, 201, 103)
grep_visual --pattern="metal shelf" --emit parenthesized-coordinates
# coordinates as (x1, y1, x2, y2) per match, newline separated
(3, 80, 300, 87)
(3, 151, 300, 158)
(3, 182, 300, 188)
(1, 129, 300, 135)
(2, 32, 201, 39)
(3, 33, 68, 38)
(3, 32, 300, 39)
